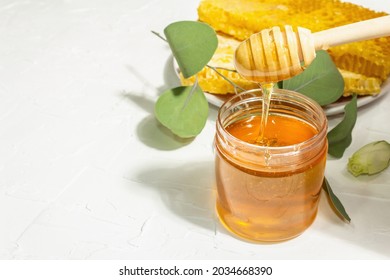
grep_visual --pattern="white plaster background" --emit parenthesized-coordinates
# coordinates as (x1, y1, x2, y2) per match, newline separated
(0, 0, 389, 259)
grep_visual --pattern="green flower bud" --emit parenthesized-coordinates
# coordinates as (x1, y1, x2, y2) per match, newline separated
(348, 140, 390, 176)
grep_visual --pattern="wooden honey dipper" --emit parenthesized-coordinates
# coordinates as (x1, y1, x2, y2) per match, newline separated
(234, 15, 390, 83)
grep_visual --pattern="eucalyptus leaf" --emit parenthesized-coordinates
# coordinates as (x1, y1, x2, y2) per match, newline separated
(155, 84, 209, 138)
(164, 21, 218, 78)
(282, 50, 344, 106)
(322, 178, 351, 223)
(327, 95, 358, 158)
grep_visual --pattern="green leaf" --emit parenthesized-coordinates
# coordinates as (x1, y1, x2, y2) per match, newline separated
(348, 140, 390, 176)
(322, 178, 351, 223)
(282, 50, 344, 106)
(164, 21, 218, 78)
(155, 84, 209, 138)
(327, 95, 358, 158)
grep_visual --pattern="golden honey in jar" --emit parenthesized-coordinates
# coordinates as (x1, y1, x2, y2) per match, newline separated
(214, 89, 328, 242)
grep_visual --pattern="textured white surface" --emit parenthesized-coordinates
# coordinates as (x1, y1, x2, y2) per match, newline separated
(0, 0, 389, 260)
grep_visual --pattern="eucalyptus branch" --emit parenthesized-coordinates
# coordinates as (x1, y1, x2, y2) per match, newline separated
(213, 66, 238, 73)
(151, 30, 167, 42)
(181, 76, 199, 112)
(151, 30, 246, 94)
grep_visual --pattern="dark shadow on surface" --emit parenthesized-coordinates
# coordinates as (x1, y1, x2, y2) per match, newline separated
(120, 92, 193, 150)
(134, 161, 217, 231)
(121, 55, 193, 150)
(121, 92, 155, 114)
(126, 54, 180, 95)
(137, 114, 193, 150)
(160, 54, 181, 92)
(314, 182, 390, 259)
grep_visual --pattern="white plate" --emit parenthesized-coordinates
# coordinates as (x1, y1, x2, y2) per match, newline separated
(323, 79, 389, 115)
(174, 61, 389, 116)
(205, 82, 389, 116)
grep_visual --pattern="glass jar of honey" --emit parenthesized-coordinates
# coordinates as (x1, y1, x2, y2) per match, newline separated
(214, 88, 328, 242)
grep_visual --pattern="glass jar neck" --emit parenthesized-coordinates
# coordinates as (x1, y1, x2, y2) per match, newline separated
(215, 89, 328, 173)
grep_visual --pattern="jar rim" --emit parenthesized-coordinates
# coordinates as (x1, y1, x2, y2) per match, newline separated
(216, 88, 328, 155)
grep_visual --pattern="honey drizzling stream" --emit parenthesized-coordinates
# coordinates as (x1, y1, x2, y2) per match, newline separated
(233, 26, 310, 159)
(255, 82, 273, 146)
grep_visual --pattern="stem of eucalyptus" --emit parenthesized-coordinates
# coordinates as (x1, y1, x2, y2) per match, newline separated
(181, 76, 199, 112)
(206, 65, 246, 93)
(151, 31, 167, 42)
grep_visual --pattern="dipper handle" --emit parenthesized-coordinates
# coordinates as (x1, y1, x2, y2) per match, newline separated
(234, 15, 390, 83)
(313, 15, 390, 50)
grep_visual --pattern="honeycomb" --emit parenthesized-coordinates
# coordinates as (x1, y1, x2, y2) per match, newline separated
(192, 0, 390, 95)
(179, 35, 258, 94)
